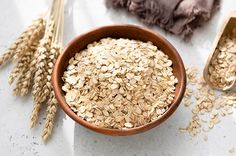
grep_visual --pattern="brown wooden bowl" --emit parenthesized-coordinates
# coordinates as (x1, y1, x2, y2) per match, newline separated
(52, 25, 186, 136)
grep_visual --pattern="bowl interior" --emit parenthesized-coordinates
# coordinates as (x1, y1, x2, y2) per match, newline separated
(53, 25, 186, 136)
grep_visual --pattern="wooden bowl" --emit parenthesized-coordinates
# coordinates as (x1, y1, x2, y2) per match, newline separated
(52, 25, 186, 136)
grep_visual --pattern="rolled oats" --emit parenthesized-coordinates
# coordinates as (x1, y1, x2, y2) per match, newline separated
(62, 38, 177, 129)
(208, 28, 236, 89)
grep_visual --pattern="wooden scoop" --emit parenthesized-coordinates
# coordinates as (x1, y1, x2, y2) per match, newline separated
(204, 11, 236, 91)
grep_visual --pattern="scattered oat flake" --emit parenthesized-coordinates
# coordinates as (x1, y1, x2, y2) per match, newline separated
(180, 65, 236, 137)
(203, 135, 208, 141)
(124, 122, 133, 128)
(229, 147, 235, 154)
(179, 128, 187, 132)
(234, 120, 236, 125)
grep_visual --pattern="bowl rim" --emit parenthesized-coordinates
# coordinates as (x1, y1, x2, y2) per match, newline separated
(52, 24, 186, 135)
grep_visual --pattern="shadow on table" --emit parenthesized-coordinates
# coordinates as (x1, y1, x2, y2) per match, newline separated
(64, 0, 77, 44)
(73, 107, 186, 156)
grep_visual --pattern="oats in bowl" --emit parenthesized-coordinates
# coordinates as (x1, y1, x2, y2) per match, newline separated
(62, 38, 178, 129)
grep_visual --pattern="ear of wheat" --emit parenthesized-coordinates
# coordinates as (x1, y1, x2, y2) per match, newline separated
(13, 43, 39, 96)
(30, 18, 55, 128)
(0, 0, 64, 142)
(0, 17, 45, 67)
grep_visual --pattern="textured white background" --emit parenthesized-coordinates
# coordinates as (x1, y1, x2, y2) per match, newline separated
(0, 0, 236, 156)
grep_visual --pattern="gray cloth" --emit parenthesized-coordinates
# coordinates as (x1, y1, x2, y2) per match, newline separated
(106, 0, 220, 39)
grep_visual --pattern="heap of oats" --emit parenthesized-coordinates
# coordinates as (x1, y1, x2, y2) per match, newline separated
(62, 38, 178, 129)
(207, 28, 236, 90)
(0, 0, 64, 141)
(180, 67, 236, 137)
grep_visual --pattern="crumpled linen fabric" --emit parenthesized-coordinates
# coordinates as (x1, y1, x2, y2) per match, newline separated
(106, 0, 220, 38)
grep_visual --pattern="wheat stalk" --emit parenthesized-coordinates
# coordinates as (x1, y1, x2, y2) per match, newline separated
(9, 49, 34, 85)
(8, 19, 46, 84)
(14, 18, 46, 59)
(0, 0, 64, 141)
(42, 0, 64, 141)
(13, 43, 39, 96)
(40, 44, 60, 101)
(30, 17, 55, 128)
(41, 45, 61, 141)
(17, 52, 38, 96)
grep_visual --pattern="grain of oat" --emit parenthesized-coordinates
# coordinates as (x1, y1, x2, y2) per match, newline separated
(203, 135, 208, 141)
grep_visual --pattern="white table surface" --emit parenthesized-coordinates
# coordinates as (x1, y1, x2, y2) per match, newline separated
(0, 0, 236, 156)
